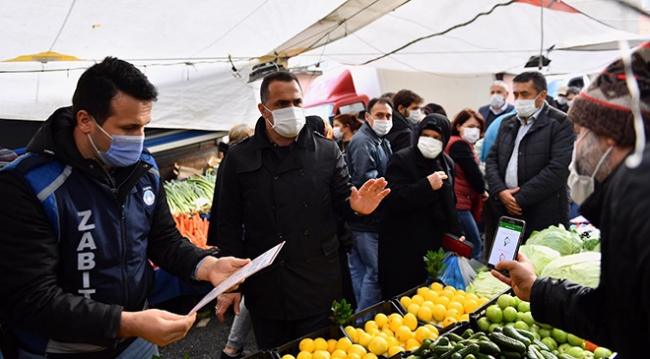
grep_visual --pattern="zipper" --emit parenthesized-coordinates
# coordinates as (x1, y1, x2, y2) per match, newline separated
(121, 204, 129, 306)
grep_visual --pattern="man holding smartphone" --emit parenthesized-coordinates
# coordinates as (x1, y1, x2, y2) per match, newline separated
(493, 44, 650, 358)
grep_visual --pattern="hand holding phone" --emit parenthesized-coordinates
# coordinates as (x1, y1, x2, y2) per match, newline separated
(486, 216, 526, 277)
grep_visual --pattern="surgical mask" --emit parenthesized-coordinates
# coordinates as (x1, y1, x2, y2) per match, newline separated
(333, 126, 344, 140)
(461, 127, 481, 144)
(407, 109, 421, 124)
(264, 105, 306, 138)
(88, 117, 144, 168)
(417, 136, 444, 159)
(556, 96, 567, 106)
(370, 117, 392, 137)
(490, 94, 505, 109)
(567, 99, 574, 107)
(567, 134, 613, 205)
(514, 94, 541, 118)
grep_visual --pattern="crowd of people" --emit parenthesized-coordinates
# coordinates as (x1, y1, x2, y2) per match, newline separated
(1, 44, 649, 358)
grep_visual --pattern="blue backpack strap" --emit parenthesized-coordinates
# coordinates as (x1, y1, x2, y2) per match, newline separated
(3, 153, 71, 240)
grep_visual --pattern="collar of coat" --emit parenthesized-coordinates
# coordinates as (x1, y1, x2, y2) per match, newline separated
(248, 116, 317, 152)
(505, 103, 551, 133)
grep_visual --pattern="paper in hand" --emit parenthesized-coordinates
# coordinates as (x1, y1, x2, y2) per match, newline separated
(188, 241, 286, 315)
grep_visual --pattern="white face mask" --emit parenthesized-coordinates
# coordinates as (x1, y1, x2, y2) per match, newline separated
(556, 96, 567, 106)
(264, 106, 306, 138)
(370, 117, 392, 137)
(417, 136, 444, 159)
(490, 94, 505, 109)
(567, 99, 574, 107)
(407, 109, 421, 124)
(514, 93, 541, 118)
(461, 127, 481, 144)
(567, 133, 613, 205)
(333, 126, 344, 140)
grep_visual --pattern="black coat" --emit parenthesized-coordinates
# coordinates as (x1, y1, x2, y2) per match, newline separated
(378, 114, 463, 299)
(385, 111, 413, 153)
(530, 148, 648, 358)
(485, 104, 574, 240)
(215, 117, 359, 321)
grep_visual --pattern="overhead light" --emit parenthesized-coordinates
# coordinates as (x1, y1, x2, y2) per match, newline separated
(524, 55, 551, 69)
(248, 61, 286, 83)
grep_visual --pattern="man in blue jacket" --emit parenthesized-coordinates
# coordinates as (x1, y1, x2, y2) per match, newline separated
(346, 98, 393, 312)
(0, 57, 248, 358)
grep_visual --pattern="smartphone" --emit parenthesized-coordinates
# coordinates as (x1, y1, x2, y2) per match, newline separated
(442, 233, 473, 259)
(486, 216, 526, 276)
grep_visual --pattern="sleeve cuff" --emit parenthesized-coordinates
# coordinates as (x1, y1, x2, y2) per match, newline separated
(192, 256, 210, 281)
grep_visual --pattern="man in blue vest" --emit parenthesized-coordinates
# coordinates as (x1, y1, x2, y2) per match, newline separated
(0, 57, 248, 358)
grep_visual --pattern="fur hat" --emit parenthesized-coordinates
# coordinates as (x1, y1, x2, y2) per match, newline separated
(569, 42, 650, 147)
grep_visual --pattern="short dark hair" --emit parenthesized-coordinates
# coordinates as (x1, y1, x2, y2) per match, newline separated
(333, 113, 364, 132)
(513, 71, 547, 94)
(260, 71, 302, 105)
(380, 92, 395, 101)
(451, 109, 485, 136)
(72, 57, 157, 125)
(392, 89, 423, 111)
(422, 103, 447, 117)
(367, 98, 393, 113)
(567, 86, 581, 96)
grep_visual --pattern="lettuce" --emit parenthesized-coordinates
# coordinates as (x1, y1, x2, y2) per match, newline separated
(540, 252, 601, 288)
(519, 244, 561, 275)
(527, 224, 583, 255)
(466, 271, 510, 299)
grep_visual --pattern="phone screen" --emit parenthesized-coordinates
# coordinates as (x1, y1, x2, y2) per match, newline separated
(488, 220, 524, 266)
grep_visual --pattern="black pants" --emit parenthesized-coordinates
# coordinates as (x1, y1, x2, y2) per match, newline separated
(251, 312, 331, 350)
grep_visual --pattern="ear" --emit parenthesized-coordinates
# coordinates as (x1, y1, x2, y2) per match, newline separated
(398, 104, 406, 115)
(605, 137, 618, 147)
(257, 103, 267, 118)
(77, 110, 93, 134)
(539, 90, 547, 103)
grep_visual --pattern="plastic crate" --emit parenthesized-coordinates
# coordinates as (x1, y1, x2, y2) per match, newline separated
(468, 287, 513, 320)
(274, 325, 346, 358)
(343, 300, 403, 328)
(243, 350, 281, 359)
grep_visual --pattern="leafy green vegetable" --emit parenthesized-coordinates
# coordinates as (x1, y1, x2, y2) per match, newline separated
(518, 244, 561, 275)
(424, 248, 448, 280)
(582, 237, 600, 252)
(540, 252, 601, 287)
(527, 225, 583, 255)
(330, 299, 353, 325)
(466, 270, 510, 299)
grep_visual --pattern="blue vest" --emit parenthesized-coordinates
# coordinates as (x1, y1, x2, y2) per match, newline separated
(3, 152, 161, 353)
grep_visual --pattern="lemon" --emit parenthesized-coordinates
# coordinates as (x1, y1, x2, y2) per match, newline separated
(477, 297, 490, 306)
(399, 296, 412, 310)
(374, 313, 388, 328)
(362, 353, 378, 359)
(406, 303, 420, 316)
(431, 304, 447, 322)
(447, 301, 464, 315)
(327, 339, 338, 354)
(445, 308, 460, 321)
(337, 337, 353, 352)
(367, 336, 388, 356)
(395, 325, 413, 343)
(297, 351, 312, 359)
(314, 338, 329, 352)
(387, 346, 404, 357)
(406, 338, 421, 349)
(459, 314, 470, 322)
(386, 336, 399, 348)
(439, 289, 454, 300)
(463, 299, 479, 314)
(430, 282, 444, 292)
(345, 326, 358, 343)
(424, 290, 439, 302)
(388, 316, 403, 333)
(283, 355, 297, 359)
(465, 293, 479, 301)
(450, 295, 466, 304)
(424, 324, 439, 337)
(364, 320, 378, 333)
(345, 354, 361, 359)
(332, 350, 347, 359)
(442, 317, 457, 327)
(355, 329, 365, 343)
(416, 286, 430, 297)
(381, 327, 394, 338)
(357, 332, 372, 347)
(347, 344, 367, 357)
(312, 351, 330, 359)
(443, 285, 457, 293)
(403, 313, 418, 331)
(414, 326, 432, 343)
(433, 296, 450, 307)
(416, 306, 433, 323)
(421, 300, 435, 310)
(300, 338, 315, 353)
(411, 295, 425, 306)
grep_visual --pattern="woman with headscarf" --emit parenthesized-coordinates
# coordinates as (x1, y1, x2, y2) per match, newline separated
(378, 114, 464, 299)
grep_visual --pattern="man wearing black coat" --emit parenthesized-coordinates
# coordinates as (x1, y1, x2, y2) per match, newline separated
(214, 71, 390, 349)
(486, 71, 574, 241)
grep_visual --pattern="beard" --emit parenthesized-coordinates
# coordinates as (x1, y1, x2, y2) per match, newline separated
(576, 130, 613, 182)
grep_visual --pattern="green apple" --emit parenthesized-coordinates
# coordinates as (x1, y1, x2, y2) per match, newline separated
(533, 332, 541, 340)
(566, 347, 584, 358)
(517, 301, 531, 313)
(541, 337, 557, 350)
(488, 323, 503, 333)
(522, 312, 535, 326)
(497, 294, 516, 309)
(539, 328, 552, 339)
(503, 307, 518, 322)
(504, 322, 515, 328)
(530, 324, 540, 333)
(516, 312, 525, 322)
(567, 333, 585, 347)
(552, 328, 568, 344)
(513, 296, 522, 308)
(514, 321, 529, 331)
(477, 317, 490, 332)
(485, 305, 503, 323)
(593, 347, 613, 359)
(558, 343, 572, 354)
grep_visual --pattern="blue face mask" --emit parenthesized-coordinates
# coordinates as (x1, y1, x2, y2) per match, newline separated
(88, 117, 144, 167)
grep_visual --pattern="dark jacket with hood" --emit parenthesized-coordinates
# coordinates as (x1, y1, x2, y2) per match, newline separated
(378, 114, 463, 299)
(485, 104, 574, 241)
(385, 110, 413, 153)
(530, 148, 648, 358)
(0, 107, 210, 354)
(215, 117, 360, 321)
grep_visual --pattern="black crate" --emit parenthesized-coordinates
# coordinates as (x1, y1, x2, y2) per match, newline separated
(468, 287, 513, 320)
(274, 325, 346, 358)
(343, 300, 403, 328)
(243, 350, 281, 359)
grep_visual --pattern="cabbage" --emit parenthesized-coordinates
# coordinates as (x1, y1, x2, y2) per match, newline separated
(466, 271, 510, 299)
(518, 244, 561, 275)
(540, 252, 601, 288)
(527, 224, 583, 255)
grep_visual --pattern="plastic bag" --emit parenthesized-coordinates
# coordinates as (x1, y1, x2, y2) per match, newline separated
(439, 254, 477, 290)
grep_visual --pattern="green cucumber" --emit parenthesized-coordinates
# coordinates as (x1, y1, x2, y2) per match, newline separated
(456, 343, 480, 357)
(557, 354, 575, 359)
(514, 329, 536, 343)
(462, 329, 475, 339)
(526, 346, 539, 359)
(433, 345, 454, 355)
(489, 332, 526, 354)
(465, 355, 477, 359)
(502, 326, 531, 347)
(474, 354, 496, 359)
(413, 338, 434, 356)
(449, 333, 465, 343)
(500, 351, 522, 359)
(451, 353, 463, 359)
(469, 332, 487, 340)
(476, 340, 501, 356)
(538, 350, 557, 359)
(439, 344, 465, 359)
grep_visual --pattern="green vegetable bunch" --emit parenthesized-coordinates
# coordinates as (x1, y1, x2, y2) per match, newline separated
(424, 248, 448, 280)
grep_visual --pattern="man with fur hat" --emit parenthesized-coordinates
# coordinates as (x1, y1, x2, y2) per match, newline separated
(493, 43, 650, 358)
